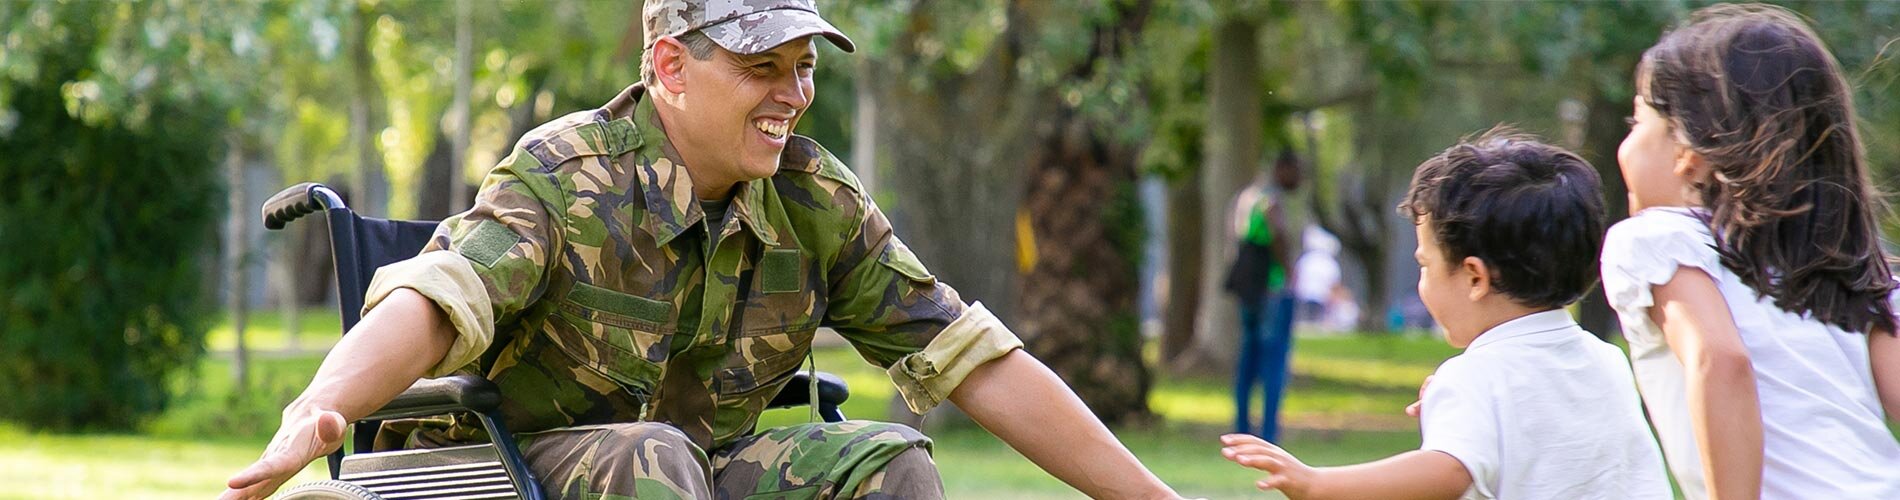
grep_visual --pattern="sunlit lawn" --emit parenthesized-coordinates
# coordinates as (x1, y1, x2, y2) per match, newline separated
(0, 310, 1456, 499)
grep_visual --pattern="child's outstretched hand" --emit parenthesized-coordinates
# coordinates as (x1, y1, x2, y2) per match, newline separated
(1221, 434, 1318, 498)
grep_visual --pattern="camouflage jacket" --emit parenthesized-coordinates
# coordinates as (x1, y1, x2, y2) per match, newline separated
(362, 84, 1021, 449)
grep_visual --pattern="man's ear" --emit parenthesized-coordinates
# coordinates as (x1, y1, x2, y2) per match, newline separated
(652, 36, 690, 95)
(1462, 256, 1492, 302)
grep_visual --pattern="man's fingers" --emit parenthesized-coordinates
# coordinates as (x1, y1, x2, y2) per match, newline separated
(223, 454, 301, 500)
(226, 455, 289, 489)
(220, 478, 281, 500)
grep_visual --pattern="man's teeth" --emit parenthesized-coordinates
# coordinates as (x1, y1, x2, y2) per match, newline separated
(755, 120, 788, 138)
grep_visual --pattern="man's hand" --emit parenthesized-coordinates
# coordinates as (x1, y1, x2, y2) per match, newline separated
(220, 408, 348, 500)
(1405, 375, 1434, 418)
(1221, 434, 1319, 498)
(217, 288, 458, 499)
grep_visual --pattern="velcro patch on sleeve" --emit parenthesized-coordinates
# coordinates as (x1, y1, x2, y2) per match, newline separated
(760, 249, 801, 294)
(459, 220, 521, 269)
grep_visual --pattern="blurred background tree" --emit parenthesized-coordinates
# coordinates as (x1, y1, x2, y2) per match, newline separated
(0, 0, 226, 429)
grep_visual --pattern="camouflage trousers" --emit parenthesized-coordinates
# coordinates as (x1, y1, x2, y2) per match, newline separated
(516, 420, 942, 499)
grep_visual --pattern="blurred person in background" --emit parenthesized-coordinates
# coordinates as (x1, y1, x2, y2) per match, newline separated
(1223, 151, 1302, 441)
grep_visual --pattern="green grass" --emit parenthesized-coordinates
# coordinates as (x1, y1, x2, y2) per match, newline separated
(0, 425, 330, 500)
(3, 310, 1450, 498)
(205, 309, 344, 353)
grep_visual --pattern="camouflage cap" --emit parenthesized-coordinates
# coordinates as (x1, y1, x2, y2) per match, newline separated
(644, 0, 856, 55)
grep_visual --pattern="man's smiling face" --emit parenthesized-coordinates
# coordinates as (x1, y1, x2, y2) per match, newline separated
(670, 36, 817, 191)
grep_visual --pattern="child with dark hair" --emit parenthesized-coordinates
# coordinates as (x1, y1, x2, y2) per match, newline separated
(1222, 129, 1670, 499)
(1603, 4, 1900, 498)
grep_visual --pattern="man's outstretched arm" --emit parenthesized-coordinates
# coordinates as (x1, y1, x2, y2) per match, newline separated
(219, 289, 456, 500)
(951, 349, 1179, 500)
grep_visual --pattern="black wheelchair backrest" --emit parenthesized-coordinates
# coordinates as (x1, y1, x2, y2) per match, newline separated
(262, 182, 439, 331)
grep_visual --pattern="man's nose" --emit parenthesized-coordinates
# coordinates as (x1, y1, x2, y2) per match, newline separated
(772, 75, 810, 112)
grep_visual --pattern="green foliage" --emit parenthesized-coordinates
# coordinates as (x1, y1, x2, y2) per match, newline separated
(0, 1, 225, 430)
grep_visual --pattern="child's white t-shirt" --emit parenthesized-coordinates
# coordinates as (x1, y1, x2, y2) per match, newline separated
(1419, 310, 1672, 500)
(1600, 207, 1900, 499)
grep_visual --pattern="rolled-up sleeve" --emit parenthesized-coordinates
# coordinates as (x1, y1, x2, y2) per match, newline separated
(823, 196, 1022, 414)
(361, 147, 565, 377)
(885, 302, 1022, 414)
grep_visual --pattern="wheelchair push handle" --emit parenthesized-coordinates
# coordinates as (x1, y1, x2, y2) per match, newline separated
(262, 182, 348, 230)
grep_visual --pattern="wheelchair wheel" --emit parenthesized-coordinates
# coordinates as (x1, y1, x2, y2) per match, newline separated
(276, 480, 385, 500)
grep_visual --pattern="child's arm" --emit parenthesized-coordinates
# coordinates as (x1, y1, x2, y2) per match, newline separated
(1868, 327, 1900, 423)
(1220, 434, 1469, 500)
(1651, 267, 1762, 500)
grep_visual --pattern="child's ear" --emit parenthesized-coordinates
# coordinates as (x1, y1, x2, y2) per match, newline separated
(1673, 147, 1709, 182)
(1462, 256, 1491, 301)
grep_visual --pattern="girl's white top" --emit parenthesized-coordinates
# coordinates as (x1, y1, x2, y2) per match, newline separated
(1600, 207, 1900, 499)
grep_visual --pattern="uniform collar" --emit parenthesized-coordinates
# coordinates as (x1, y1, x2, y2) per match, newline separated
(615, 84, 781, 247)
(1466, 308, 1578, 350)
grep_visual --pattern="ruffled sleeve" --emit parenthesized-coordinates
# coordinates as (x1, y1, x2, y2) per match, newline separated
(1599, 209, 1723, 315)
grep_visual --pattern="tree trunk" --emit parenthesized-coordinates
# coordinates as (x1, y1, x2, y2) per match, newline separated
(1188, 18, 1263, 368)
(1344, 104, 1396, 333)
(1160, 171, 1202, 366)
(223, 132, 250, 395)
(1311, 104, 1396, 334)
(867, 0, 1158, 421)
(349, 2, 387, 217)
(1576, 89, 1632, 340)
(1015, 109, 1153, 425)
(850, 60, 879, 193)
(450, 0, 474, 215)
(871, 12, 1029, 323)
(415, 118, 456, 220)
(1343, 219, 1388, 332)
(270, 238, 301, 351)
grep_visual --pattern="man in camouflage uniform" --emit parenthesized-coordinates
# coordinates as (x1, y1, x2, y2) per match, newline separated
(224, 1, 1183, 499)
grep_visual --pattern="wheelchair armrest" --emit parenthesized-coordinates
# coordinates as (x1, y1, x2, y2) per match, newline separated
(766, 371, 850, 410)
(365, 375, 503, 421)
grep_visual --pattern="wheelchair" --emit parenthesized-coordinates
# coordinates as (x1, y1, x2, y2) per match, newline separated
(261, 182, 851, 500)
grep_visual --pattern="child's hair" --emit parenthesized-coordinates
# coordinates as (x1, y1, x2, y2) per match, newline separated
(1398, 128, 1606, 310)
(1639, 3, 1895, 334)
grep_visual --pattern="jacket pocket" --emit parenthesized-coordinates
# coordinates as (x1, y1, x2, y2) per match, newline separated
(710, 337, 810, 443)
(547, 282, 675, 392)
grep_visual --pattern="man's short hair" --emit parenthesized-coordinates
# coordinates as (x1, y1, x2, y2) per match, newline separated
(640, 30, 721, 86)
(1397, 128, 1607, 309)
